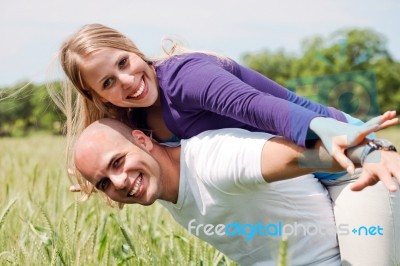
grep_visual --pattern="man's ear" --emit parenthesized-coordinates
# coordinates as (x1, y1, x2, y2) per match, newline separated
(131, 130, 154, 151)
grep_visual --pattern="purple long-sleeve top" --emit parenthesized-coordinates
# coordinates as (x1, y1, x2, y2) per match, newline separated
(154, 53, 346, 147)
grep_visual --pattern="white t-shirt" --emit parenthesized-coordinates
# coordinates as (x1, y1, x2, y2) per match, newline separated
(159, 128, 340, 266)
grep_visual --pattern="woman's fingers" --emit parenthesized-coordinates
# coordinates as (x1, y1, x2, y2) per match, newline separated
(363, 111, 398, 132)
(331, 146, 355, 174)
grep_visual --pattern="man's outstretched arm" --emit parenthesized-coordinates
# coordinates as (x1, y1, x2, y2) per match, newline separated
(260, 136, 400, 192)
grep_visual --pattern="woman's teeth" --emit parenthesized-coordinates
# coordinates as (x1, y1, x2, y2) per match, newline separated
(130, 80, 145, 98)
(129, 175, 143, 196)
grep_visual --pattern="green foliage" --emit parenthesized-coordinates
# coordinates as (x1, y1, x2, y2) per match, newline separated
(278, 238, 287, 266)
(242, 49, 296, 86)
(242, 28, 400, 116)
(0, 136, 236, 265)
(0, 82, 64, 137)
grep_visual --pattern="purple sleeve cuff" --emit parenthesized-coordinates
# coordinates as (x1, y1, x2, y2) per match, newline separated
(327, 107, 347, 123)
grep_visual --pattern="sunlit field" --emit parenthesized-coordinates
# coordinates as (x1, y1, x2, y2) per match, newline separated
(0, 135, 235, 266)
(1, 127, 399, 265)
(376, 126, 400, 148)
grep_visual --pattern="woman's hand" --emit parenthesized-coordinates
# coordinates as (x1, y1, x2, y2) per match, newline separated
(310, 110, 398, 174)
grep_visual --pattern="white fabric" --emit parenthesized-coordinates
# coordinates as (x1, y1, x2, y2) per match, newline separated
(159, 128, 340, 266)
(322, 170, 400, 266)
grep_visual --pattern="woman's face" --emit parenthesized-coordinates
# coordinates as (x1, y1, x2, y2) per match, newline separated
(80, 47, 159, 108)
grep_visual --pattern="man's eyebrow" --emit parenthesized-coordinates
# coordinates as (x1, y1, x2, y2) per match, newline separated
(107, 154, 119, 170)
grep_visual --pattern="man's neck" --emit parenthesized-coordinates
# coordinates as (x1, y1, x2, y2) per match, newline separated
(153, 144, 181, 204)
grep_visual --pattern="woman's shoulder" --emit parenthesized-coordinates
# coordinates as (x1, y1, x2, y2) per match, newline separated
(154, 53, 214, 82)
(155, 52, 235, 79)
(157, 52, 220, 67)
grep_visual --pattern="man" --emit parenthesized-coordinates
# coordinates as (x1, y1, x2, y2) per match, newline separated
(73, 118, 400, 265)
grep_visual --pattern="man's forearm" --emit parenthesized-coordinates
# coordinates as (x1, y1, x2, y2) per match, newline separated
(298, 139, 369, 172)
(261, 138, 342, 182)
(261, 138, 365, 183)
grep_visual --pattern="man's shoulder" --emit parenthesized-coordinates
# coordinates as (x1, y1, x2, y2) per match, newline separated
(181, 128, 271, 191)
(181, 128, 275, 162)
(185, 128, 275, 144)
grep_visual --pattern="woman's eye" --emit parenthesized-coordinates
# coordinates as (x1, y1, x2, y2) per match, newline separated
(103, 78, 113, 89)
(118, 57, 128, 69)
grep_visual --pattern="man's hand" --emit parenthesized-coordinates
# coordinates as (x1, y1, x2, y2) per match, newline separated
(68, 168, 82, 192)
(70, 184, 81, 192)
(351, 149, 400, 192)
(310, 110, 398, 175)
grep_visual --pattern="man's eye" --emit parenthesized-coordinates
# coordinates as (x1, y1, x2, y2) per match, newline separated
(118, 57, 128, 68)
(98, 178, 110, 191)
(113, 157, 122, 168)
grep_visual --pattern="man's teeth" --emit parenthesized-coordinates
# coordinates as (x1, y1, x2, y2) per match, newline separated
(129, 175, 143, 196)
(130, 80, 145, 98)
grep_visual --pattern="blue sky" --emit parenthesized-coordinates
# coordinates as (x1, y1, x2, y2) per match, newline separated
(0, 0, 399, 87)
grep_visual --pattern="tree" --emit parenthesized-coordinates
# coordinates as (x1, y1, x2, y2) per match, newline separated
(0, 83, 64, 136)
(241, 28, 400, 119)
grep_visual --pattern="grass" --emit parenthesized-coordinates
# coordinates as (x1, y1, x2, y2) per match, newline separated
(0, 135, 235, 265)
(1, 127, 399, 265)
(376, 125, 400, 147)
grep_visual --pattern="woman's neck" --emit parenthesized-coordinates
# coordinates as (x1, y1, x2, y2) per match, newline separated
(146, 105, 174, 142)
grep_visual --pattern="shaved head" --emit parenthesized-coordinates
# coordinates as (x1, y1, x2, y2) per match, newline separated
(74, 118, 135, 176)
(78, 118, 134, 143)
(73, 118, 179, 205)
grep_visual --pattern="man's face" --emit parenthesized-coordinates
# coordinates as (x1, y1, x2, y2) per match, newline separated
(75, 124, 163, 205)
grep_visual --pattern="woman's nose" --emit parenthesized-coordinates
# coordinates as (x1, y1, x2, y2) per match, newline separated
(119, 73, 134, 90)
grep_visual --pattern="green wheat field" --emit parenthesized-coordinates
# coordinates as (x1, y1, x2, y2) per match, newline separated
(1, 127, 399, 265)
(0, 134, 236, 266)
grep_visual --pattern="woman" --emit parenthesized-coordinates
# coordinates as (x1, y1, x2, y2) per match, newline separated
(51, 23, 399, 265)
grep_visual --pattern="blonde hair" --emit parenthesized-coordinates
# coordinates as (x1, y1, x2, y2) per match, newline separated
(47, 24, 152, 201)
(47, 23, 227, 203)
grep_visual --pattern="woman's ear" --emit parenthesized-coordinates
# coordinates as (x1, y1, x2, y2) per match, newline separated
(131, 130, 154, 151)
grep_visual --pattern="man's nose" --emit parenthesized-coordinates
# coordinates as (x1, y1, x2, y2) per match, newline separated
(110, 173, 127, 190)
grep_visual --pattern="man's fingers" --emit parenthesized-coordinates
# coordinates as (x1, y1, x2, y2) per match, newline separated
(70, 184, 81, 192)
(351, 169, 398, 192)
(350, 171, 378, 191)
(350, 179, 371, 192)
(67, 168, 75, 176)
(379, 173, 398, 192)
